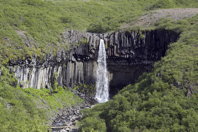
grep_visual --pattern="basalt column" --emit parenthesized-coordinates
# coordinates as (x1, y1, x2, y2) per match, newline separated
(10, 29, 179, 96)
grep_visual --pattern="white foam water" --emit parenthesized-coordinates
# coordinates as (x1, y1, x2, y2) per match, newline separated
(95, 39, 109, 103)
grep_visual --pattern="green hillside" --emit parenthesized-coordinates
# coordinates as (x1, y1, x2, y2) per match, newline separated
(0, 0, 198, 63)
(0, 0, 198, 131)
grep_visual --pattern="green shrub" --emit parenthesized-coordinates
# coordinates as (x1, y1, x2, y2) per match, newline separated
(22, 0, 45, 6)
(80, 117, 106, 132)
(150, 0, 176, 9)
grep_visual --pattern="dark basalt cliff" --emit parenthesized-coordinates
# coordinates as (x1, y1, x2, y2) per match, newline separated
(9, 29, 179, 95)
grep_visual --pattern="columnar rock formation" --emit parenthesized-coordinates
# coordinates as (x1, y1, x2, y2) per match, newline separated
(9, 29, 179, 94)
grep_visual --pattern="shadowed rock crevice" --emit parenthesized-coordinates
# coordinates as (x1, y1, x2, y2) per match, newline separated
(9, 29, 179, 96)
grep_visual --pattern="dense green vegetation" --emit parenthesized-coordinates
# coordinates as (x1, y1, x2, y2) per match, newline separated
(79, 15, 198, 131)
(0, 66, 82, 132)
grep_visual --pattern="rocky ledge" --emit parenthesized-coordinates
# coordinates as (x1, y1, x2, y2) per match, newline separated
(9, 29, 179, 94)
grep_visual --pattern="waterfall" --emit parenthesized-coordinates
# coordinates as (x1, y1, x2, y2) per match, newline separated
(95, 39, 109, 103)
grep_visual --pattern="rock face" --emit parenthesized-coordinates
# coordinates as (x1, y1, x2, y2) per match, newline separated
(9, 58, 97, 89)
(9, 29, 179, 94)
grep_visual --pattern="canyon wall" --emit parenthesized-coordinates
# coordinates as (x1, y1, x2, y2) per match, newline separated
(9, 29, 179, 94)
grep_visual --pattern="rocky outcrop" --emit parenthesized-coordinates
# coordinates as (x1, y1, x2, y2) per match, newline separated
(9, 58, 97, 89)
(51, 103, 91, 132)
(9, 29, 179, 94)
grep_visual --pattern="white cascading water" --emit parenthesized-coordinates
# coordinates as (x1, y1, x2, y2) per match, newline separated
(95, 39, 109, 103)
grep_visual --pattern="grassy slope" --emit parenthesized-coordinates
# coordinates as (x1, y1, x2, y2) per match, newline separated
(0, 0, 198, 131)
(79, 15, 198, 132)
(1, 0, 198, 63)
(0, 0, 143, 63)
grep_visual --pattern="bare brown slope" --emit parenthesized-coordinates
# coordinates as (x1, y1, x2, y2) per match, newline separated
(121, 8, 198, 28)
